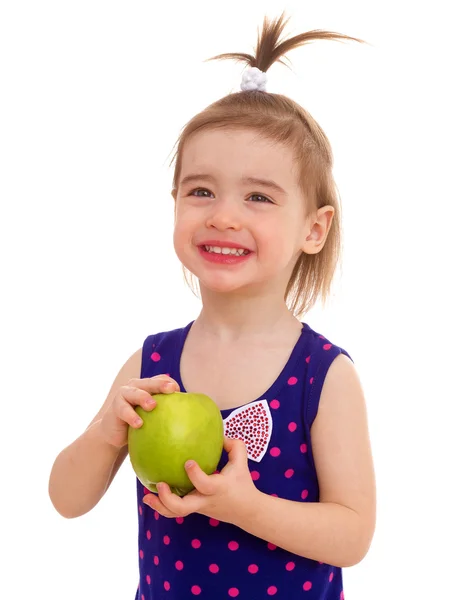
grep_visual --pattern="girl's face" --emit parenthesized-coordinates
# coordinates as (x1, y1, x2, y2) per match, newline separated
(172, 127, 321, 298)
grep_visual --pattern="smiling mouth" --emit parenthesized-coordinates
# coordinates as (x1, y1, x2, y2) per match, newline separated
(198, 245, 253, 264)
(202, 245, 250, 257)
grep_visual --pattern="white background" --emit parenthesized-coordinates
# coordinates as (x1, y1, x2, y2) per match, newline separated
(1, 0, 467, 598)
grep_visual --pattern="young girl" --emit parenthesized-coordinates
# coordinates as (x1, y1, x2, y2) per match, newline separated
(49, 12, 376, 600)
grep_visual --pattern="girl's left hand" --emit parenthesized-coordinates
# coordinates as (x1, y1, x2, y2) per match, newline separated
(142, 436, 258, 525)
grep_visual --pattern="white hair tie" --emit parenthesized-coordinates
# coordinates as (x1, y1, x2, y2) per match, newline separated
(241, 66, 268, 92)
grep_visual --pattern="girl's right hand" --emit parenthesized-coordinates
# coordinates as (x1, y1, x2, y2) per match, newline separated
(99, 375, 180, 449)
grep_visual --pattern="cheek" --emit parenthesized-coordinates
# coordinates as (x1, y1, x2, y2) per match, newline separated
(257, 223, 296, 264)
(269, 245, 295, 270)
(173, 223, 189, 255)
(172, 212, 199, 260)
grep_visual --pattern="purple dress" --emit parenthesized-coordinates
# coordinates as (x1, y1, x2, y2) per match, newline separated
(135, 321, 352, 599)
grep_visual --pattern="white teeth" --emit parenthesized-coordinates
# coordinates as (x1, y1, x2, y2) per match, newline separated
(204, 245, 248, 256)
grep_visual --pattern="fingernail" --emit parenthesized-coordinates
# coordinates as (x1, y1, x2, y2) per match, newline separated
(185, 460, 195, 469)
(156, 482, 163, 492)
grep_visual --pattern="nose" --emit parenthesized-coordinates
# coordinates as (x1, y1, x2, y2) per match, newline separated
(205, 196, 242, 231)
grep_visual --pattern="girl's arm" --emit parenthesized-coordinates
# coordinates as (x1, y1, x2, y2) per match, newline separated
(48, 348, 141, 518)
(233, 354, 376, 567)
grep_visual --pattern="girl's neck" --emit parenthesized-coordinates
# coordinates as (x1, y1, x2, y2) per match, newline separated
(194, 293, 301, 344)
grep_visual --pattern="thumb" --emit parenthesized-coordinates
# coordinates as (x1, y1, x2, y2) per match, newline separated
(224, 436, 248, 462)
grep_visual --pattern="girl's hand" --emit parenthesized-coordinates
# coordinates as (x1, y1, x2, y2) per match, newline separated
(143, 436, 258, 525)
(99, 375, 180, 449)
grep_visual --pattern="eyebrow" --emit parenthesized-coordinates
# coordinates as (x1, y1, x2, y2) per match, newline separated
(179, 173, 287, 196)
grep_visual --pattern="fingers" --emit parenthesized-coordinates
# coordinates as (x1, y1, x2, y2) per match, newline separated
(127, 375, 180, 402)
(224, 436, 248, 462)
(143, 492, 179, 519)
(117, 387, 155, 429)
(185, 461, 217, 495)
(153, 482, 204, 517)
(120, 375, 180, 429)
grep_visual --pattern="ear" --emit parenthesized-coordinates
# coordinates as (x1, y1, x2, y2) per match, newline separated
(302, 206, 335, 255)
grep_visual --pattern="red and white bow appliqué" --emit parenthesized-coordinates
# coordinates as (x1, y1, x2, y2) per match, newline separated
(223, 400, 273, 462)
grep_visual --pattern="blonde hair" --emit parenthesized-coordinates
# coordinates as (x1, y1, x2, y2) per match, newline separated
(169, 12, 366, 318)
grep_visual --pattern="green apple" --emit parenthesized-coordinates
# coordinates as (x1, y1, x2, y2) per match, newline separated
(128, 391, 224, 497)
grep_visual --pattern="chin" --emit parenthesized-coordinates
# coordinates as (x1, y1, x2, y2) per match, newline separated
(199, 278, 249, 295)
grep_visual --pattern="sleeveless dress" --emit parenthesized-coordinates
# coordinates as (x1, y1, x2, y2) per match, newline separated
(135, 321, 353, 599)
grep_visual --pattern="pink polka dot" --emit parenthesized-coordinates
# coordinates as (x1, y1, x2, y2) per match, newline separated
(139, 505, 142, 515)
(142, 595, 145, 600)
(154, 511, 159, 520)
(146, 530, 151, 540)
(209, 518, 220, 526)
(323, 343, 332, 351)
(209, 563, 219, 573)
(164, 581, 170, 591)
(251, 470, 260, 481)
(301, 489, 309, 500)
(271, 493, 278, 497)
(286, 561, 295, 571)
(248, 564, 259, 574)
(267, 586, 278, 595)
(300, 443, 307, 453)
(340, 592, 345, 600)
(270, 399, 280, 409)
(191, 539, 201, 549)
(305, 355, 311, 363)
(163, 535, 170, 545)
(139, 549, 144, 559)
(175, 517, 184, 524)
(270, 447, 281, 457)
(267, 542, 277, 550)
(288, 376, 298, 385)
(288, 422, 297, 432)
(151, 352, 161, 362)
(303, 581, 313, 591)
(228, 589, 239, 597)
(153, 555, 159, 566)
(228, 541, 239, 551)
(310, 377, 314, 384)
(146, 575, 151, 585)
(143, 487, 151, 495)
(191, 585, 202, 595)
(329, 572, 334, 582)
(285, 468, 294, 478)
(175, 560, 184, 570)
